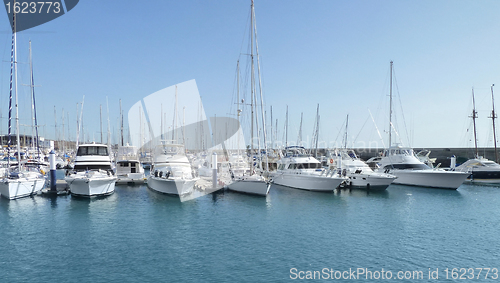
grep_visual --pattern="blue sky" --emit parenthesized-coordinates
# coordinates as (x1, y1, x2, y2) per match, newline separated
(1, 0, 500, 149)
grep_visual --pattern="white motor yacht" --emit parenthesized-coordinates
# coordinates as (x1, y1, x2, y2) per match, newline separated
(65, 143, 116, 197)
(271, 146, 344, 192)
(375, 146, 469, 189)
(115, 144, 145, 185)
(454, 157, 500, 184)
(330, 149, 396, 190)
(147, 142, 198, 195)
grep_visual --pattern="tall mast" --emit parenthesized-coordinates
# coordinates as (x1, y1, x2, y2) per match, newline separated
(253, 0, 269, 172)
(471, 88, 478, 158)
(6, 8, 15, 167)
(490, 84, 498, 162)
(250, 0, 255, 162)
(29, 40, 40, 158)
(285, 105, 288, 147)
(344, 114, 349, 149)
(100, 104, 103, 143)
(270, 106, 273, 150)
(53, 106, 57, 147)
(106, 96, 111, 149)
(297, 112, 303, 145)
(237, 60, 241, 153)
(14, 9, 21, 167)
(314, 104, 320, 157)
(160, 103, 163, 140)
(29, 41, 34, 149)
(61, 109, 65, 155)
(120, 99, 124, 146)
(389, 61, 393, 148)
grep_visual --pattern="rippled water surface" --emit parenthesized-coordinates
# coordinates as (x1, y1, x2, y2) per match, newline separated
(1, 181, 499, 282)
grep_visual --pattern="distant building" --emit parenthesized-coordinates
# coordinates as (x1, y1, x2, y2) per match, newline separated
(0, 135, 76, 151)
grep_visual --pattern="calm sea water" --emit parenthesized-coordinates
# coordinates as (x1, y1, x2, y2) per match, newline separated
(1, 176, 499, 282)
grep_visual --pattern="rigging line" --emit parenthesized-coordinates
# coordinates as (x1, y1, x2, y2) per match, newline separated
(332, 116, 346, 148)
(368, 109, 386, 149)
(391, 66, 411, 147)
(352, 113, 371, 146)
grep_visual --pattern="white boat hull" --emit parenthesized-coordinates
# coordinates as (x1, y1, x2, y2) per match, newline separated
(0, 175, 45, 199)
(147, 175, 197, 195)
(66, 174, 116, 197)
(388, 169, 469, 189)
(271, 173, 344, 192)
(346, 173, 396, 190)
(226, 177, 270, 196)
(116, 173, 145, 185)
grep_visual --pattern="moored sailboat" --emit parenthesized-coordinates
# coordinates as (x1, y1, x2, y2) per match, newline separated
(0, 13, 45, 199)
(226, 0, 270, 196)
(455, 85, 500, 184)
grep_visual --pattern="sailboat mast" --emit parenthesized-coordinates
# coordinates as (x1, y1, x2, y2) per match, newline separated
(314, 104, 320, 157)
(389, 61, 393, 148)
(120, 99, 124, 146)
(62, 109, 65, 155)
(29, 40, 40, 158)
(250, 0, 255, 162)
(235, 60, 244, 157)
(490, 84, 498, 162)
(100, 104, 103, 143)
(297, 112, 303, 145)
(344, 114, 349, 149)
(252, 0, 269, 172)
(29, 41, 35, 149)
(6, 9, 15, 167)
(270, 106, 273, 150)
(285, 105, 288, 147)
(14, 12, 21, 167)
(471, 88, 479, 158)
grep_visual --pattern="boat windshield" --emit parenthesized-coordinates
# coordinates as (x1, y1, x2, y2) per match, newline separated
(284, 146, 309, 157)
(383, 163, 430, 170)
(74, 164, 112, 171)
(385, 148, 414, 156)
(77, 146, 109, 156)
(483, 161, 500, 167)
(288, 163, 322, 169)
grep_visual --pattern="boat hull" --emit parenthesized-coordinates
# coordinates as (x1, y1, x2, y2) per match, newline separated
(226, 177, 270, 196)
(271, 173, 344, 192)
(116, 173, 145, 185)
(464, 170, 500, 184)
(0, 176, 45, 199)
(147, 175, 197, 195)
(347, 173, 396, 191)
(388, 169, 469, 189)
(66, 175, 116, 197)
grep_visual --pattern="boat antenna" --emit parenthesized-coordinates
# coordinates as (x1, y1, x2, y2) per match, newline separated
(490, 84, 498, 162)
(471, 88, 478, 158)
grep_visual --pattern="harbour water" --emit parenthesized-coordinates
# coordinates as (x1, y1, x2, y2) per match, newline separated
(1, 179, 499, 282)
